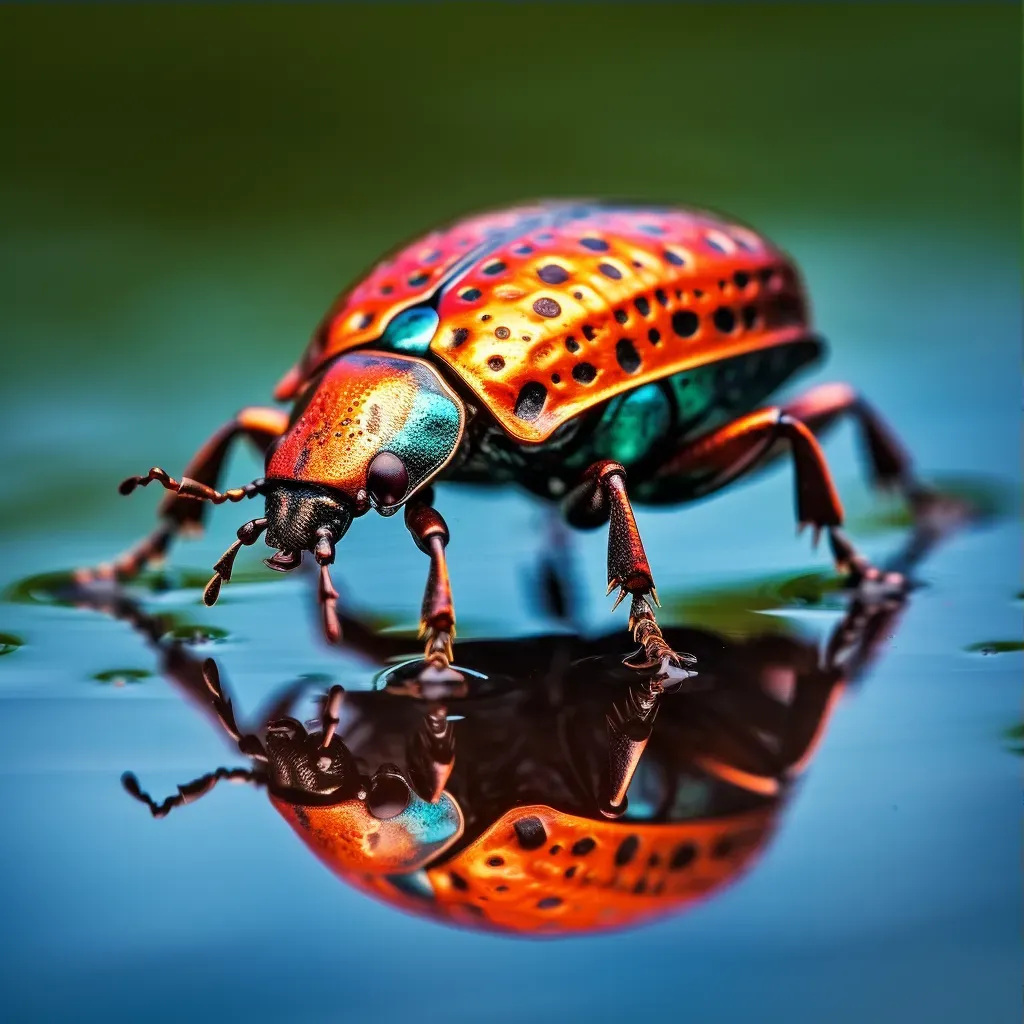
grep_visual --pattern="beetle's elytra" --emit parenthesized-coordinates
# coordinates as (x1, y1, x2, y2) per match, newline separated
(87, 200, 931, 675)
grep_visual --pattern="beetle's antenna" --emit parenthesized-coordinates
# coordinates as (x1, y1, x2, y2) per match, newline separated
(203, 518, 269, 606)
(119, 467, 265, 505)
(315, 527, 341, 644)
(121, 767, 264, 818)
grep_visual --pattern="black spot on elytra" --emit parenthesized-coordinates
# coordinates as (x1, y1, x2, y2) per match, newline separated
(496, 884, 509, 892)
(663, 249, 686, 266)
(615, 835, 640, 866)
(537, 897, 563, 909)
(538, 264, 569, 285)
(292, 805, 310, 828)
(356, 312, 374, 329)
(742, 304, 758, 329)
(564, 866, 577, 879)
(487, 856, 504, 867)
(648, 327, 661, 344)
(380, 284, 394, 295)
(705, 234, 727, 253)
(655, 288, 668, 306)
(450, 871, 469, 891)
(565, 337, 580, 353)
(571, 837, 596, 856)
(598, 262, 622, 280)
(615, 338, 641, 373)
(461, 287, 481, 301)
(451, 327, 469, 347)
(513, 382, 547, 422)
(550, 372, 561, 384)
(408, 272, 430, 287)
(549, 845, 562, 855)
(573, 290, 583, 299)
(483, 261, 506, 275)
(639, 223, 665, 235)
(634, 296, 651, 317)
(614, 309, 628, 324)
(714, 306, 737, 333)
(533, 297, 561, 318)
(672, 310, 699, 337)
(712, 835, 736, 859)
(580, 237, 609, 251)
(461, 903, 484, 917)
(513, 815, 547, 849)
(648, 852, 661, 868)
(487, 355, 504, 371)
(495, 326, 511, 339)
(670, 842, 697, 870)
(632, 878, 648, 895)
(582, 325, 597, 341)
(294, 447, 310, 474)
(513, 244, 533, 255)
(734, 271, 750, 288)
(572, 362, 596, 384)
(759, 267, 776, 284)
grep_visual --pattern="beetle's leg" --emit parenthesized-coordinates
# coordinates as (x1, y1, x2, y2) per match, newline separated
(404, 502, 456, 669)
(81, 407, 289, 582)
(781, 382, 967, 532)
(565, 461, 697, 680)
(121, 766, 264, 818)
(654, 408, 903, 591)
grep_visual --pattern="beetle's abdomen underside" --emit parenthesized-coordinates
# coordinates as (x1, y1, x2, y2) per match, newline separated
(285, 202, 812, 443)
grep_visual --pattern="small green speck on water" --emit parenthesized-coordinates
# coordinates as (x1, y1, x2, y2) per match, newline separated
(0, 633, 24, 656)
(964, 640, 1024, 656)
(163, 624, 231, 645)
(93, 668, 152, 685)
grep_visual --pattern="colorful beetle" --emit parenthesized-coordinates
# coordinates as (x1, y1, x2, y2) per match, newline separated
(104, 574, 910, 937)
(89, 201, 933, 674)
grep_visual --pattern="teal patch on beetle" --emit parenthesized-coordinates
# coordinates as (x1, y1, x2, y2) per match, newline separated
(379, 306, 439, 355)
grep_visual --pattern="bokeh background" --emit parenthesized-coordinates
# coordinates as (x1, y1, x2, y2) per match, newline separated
(0, 5, 1019, 1023)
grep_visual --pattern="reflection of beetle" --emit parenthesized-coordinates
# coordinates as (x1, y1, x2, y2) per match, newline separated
(97, 574, 908, 937)
(83, 201, 942, 675)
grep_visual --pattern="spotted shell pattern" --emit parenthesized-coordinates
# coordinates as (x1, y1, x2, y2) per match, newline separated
(281, 202, 811, 444)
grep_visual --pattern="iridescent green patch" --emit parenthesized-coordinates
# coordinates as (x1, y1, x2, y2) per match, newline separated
(377, 306, 439, 355)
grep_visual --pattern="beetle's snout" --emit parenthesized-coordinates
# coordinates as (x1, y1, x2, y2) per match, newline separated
(262, 483, 354, 561)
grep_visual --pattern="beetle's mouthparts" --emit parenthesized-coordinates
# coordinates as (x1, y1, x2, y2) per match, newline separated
(264, 549, 302, 572)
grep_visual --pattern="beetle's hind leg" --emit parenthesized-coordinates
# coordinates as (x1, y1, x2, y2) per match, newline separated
(782, 383, 970, 536)
(564, 461, 697, 683)
(79, 407, 289, 583)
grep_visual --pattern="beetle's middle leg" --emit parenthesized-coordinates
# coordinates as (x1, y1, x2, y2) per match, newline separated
(564, 461, 697, 680)
(404, 500, 457, 669)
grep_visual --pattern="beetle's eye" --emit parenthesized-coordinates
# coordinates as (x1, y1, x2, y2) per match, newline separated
(366, 452, 409, 508)
(366, 771, 411, 820)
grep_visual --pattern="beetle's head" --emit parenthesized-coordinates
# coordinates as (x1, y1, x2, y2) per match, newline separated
(202, 351, 464, 641)
(261, 481, 354, 568)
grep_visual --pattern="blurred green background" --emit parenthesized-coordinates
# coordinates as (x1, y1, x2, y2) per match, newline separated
(2, 3, 1017, 384)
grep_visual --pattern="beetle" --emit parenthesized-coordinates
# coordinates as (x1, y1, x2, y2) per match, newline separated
(86, 200, 936, 675)
(100, 565, 912, 937)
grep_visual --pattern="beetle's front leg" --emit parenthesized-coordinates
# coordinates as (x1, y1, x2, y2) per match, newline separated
(565, 461, 696, 681)
(404, 501, 456, 669)
(79, 406, 290, 582)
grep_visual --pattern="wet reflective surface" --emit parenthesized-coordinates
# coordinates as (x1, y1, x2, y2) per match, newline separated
(1, 6, 1020, 1022)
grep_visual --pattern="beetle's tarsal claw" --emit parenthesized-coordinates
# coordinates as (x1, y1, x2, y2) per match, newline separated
(264, 549, 302, 572)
